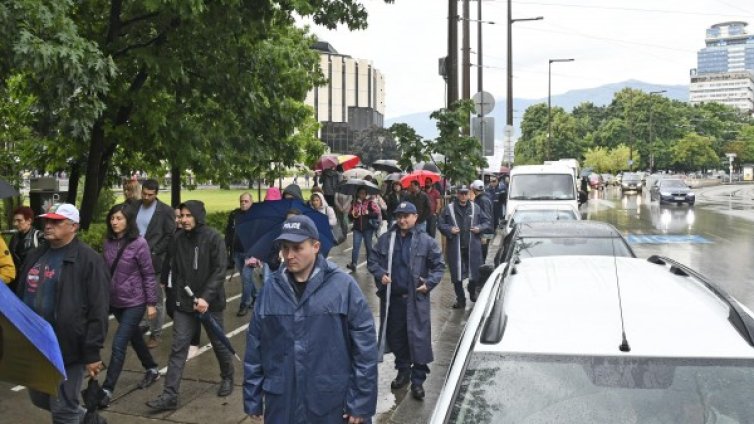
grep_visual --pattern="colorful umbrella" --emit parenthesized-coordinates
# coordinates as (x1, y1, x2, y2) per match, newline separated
(401, 170, 441, 188)
(337, 155, 361, 171)
(0, 282, 66, 395)
(314, 155, 339, 171)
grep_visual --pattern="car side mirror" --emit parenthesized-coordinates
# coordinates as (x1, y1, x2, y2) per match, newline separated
(478, 264, 494, 288)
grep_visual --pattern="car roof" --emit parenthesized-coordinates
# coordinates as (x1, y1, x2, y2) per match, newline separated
(514, 220, 623, 238)
(510, 164, 574, 175)
(477, 255, 754, 358)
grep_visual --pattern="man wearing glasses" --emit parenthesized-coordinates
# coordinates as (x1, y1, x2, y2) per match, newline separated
(438, 186, 491, 308)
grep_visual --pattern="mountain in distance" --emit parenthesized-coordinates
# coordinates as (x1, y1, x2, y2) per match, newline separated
(385, 79, 689, 140)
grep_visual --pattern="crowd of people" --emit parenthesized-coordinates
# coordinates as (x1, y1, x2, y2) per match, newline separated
(0, 169, 510, 423)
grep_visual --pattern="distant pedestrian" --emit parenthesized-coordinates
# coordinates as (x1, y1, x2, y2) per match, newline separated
(368, 202, 445, 401)
(321, 167, 341, 206)
(147, 201, 234, 411)
(226, 193, 256, 317)
(423, 178, 442, 238)
(282, 183, 303, 201)
(99, 204, 161, 408)
(334, 188, 352, 244)
(304, 173, 310, 188)
(244, 215, 377, 423)
(438, 185, 491, 308)
(405, 181, 431, 233)
(16, 203, 109, 423)
(309, 192, 337, 230)
(385, 181, 407, 227)
(137, 179, 175, 349)
(123, 179, 141, 207)
(9, 206, 45, 293)
(347, 187, 381, 272)
(471, 180, 494, 262)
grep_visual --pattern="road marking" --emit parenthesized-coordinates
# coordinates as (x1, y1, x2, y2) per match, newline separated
(626, 234, 712, 244)
(158, 323, 249, 374)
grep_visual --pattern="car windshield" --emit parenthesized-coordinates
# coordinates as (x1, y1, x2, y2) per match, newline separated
(661, 180, 687, 189)
(509, 174, 575, 200)
(516, 236, 634, 257)
(511, 210, 578, 225)
(449, 353, 754, 423)
(623, 174, 640, 182)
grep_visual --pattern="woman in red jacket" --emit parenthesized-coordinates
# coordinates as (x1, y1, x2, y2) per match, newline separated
(347, 187, 381, 272)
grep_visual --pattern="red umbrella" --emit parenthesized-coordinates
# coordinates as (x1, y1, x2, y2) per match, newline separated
(337, 155, 361, 171)
(401, 170, 441, 188)
(314, 155, 338, 171)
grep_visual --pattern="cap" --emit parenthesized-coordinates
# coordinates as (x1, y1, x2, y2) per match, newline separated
(275, 215, 319, 243)
(471, 180, 484, 191)
(393, 201, 417, 215)
(457, 185, 470, 193)
(39, 203, 80, 223)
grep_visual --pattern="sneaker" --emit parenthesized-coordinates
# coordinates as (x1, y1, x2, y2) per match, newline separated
(146, 394, 177, 411)
(187, 345, 200, 361)
(217, 378, 233, 397)
(137, 369, 160, 389)
(98, 388, 112, 409)
(146, 335, 159, 349)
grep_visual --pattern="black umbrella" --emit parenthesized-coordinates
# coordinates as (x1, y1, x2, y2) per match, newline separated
(414, 162, 440, 173)
(372, 159, 402, 174)
(184, 287, 241, 362)
(80, 378, 108, 424)
(336, 179, 381, 196)
(0, 178, 19, 199)
(384, 172, 404, 182)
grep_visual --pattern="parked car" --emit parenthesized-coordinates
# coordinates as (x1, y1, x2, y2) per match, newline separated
(495, 220, 635, 266)
(502, 204, 580, 236)
(650, 178, 695, 205)
(620, 173, 642, 193)
(601, 173, 616, 186)
(431, 254, 754, 423)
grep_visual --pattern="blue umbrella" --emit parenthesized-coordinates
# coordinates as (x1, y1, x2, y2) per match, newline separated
(235, 199, 334, 261)
(0, 282, 66, 395)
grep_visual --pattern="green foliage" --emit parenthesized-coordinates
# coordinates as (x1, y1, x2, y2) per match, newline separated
(77, 224, 107, 253)
(350, 126, 399, 166)
(390, 122, 429, 171)
(205, 210, 230, 235)
(431, 100, 488, 184)
(672, 133, 719, 171)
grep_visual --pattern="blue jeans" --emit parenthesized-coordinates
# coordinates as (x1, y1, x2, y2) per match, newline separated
(234, 252, 256, 308)
(351, 228, 374, 266)
(103, 305, 158, 393)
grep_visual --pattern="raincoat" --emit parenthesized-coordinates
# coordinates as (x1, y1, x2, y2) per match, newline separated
(368, 225, 445, 365)
(243, 255, 377, 423)
(438, 199, 491, 283)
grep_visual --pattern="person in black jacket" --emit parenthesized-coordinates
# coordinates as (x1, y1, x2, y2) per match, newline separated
(9, 206, 45, 293)
(15, 203, 109, 424)
(147, 200, 234, 411)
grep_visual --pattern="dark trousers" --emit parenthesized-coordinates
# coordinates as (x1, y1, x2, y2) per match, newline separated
(29, 363, 85, 424)
(452, 247, 471, 303)
(104, 305, 159, 393)
(387, 296, 429, 386)
(163, 310, 234, 398)
(492, 202, 501, 229)
(426, 214, 437, 239)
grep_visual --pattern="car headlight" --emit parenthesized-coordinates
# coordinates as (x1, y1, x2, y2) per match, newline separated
(660, 192, 671, 196)
(687, 192, 695, 197)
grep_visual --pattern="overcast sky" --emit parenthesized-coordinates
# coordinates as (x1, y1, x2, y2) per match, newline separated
(304, 0, 754, 119)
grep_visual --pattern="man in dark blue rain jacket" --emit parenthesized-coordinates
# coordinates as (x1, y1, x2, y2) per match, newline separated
(243, 215, 377, 423)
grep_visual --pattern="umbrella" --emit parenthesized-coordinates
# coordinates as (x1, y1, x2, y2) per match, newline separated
(0, 178, 19, 199)
(0, 282, 66, 395)
(235, 199, 335, 262)
(336, 179, 381, 196)
(184, 287, 241, 362)
(337, 154, 361, 171)
(314, 155, 339, 171)
(384, 172, 404, 182)
(343, 168, 374, 180)
(372, 159, 402, 174)
(414, 162, 440, 173)
(81, 378, 108, 424)
(401, 170, 441, 188)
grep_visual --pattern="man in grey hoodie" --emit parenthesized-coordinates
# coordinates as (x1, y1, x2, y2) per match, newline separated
(146, 200, 235, 411)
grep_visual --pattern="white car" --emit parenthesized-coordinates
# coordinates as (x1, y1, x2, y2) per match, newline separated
(502, 204, 581, 236)
(506, 164, 580, 222)
(431, 254, 754, 423)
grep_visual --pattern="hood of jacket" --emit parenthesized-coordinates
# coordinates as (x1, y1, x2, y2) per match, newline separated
(310, 191, 329, 213)
(265, 187, 282, 201)
(180, 200, 206, 229)
(283, 184, 303, 201)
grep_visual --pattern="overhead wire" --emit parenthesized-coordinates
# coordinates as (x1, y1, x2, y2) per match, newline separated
(485, 0, 748, 19)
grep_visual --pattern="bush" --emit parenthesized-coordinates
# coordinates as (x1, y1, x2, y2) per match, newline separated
(77, 223, 107, 252)
(206, 210, 230, 235)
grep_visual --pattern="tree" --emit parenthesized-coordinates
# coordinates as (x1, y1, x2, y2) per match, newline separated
(350, 126, 399, 166)
(390, 122, 429, 171)
(671, 133, 719, 172)
(430, 100, 487, 184)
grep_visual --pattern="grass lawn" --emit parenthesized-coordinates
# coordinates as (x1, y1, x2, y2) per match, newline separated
(168, 188, 314, 213)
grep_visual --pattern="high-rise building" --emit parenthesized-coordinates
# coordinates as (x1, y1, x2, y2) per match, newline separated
(690, 22, 754, 115)
(305, 42, 386, 153)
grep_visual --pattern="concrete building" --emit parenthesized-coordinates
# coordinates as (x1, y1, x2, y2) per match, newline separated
(305, 42, 386, 153)
(690, 22, 754, 114)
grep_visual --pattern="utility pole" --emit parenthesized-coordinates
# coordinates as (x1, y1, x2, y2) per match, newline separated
(463, 0, 471, 102)
(477, 0, 483, 94)
(447, 0, 459, 109)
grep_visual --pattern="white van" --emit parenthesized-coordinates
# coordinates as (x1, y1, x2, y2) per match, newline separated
(506, 164, 580, 221)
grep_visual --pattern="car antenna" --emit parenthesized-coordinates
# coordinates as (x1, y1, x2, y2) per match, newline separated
(611, 237, 631, 352)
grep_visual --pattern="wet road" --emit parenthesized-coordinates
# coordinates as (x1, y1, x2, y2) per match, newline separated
(583, 183, 754, 311)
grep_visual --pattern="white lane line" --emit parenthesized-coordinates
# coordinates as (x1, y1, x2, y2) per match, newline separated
(158, 323, 249, 374)
(356, 261, 368, 269)
(343, 247, 353, 252)
(11, 275, 243, 393)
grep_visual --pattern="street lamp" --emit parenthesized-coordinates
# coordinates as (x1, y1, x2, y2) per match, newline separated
(648, 89, 666, 172)
(377, 135, 385, 159)
(507, 0, 543, 139)
(547, 58, 574, 161)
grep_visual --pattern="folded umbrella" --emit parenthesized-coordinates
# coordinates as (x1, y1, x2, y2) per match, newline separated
(372, 159, 402, 174)
(336, 179, 381, 196)
(80, 378, 108, 424)
(184, 287, 241, 362)
(0, 178, 19, 199)
(0, 282, 66, 395)
(401, 170, 441, 188)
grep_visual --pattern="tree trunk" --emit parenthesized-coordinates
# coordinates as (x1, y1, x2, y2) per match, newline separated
(79, 121, 106, 230)
(171, 164, 181, 207)
(66, 160, 81, 204)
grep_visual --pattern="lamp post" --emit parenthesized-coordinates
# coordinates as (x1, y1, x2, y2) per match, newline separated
(506, 0, 543, 129)
(547, 58, 574, 161)
(377, 135, 385, 159)
(648, 89, 666, 173)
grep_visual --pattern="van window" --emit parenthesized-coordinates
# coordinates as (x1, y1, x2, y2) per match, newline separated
(509, 174, 575, 200)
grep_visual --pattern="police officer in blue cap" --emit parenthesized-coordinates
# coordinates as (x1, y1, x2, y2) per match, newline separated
(368, 201, 445, 400)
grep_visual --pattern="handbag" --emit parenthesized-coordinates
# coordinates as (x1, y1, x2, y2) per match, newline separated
(331, 225, 347, 246)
